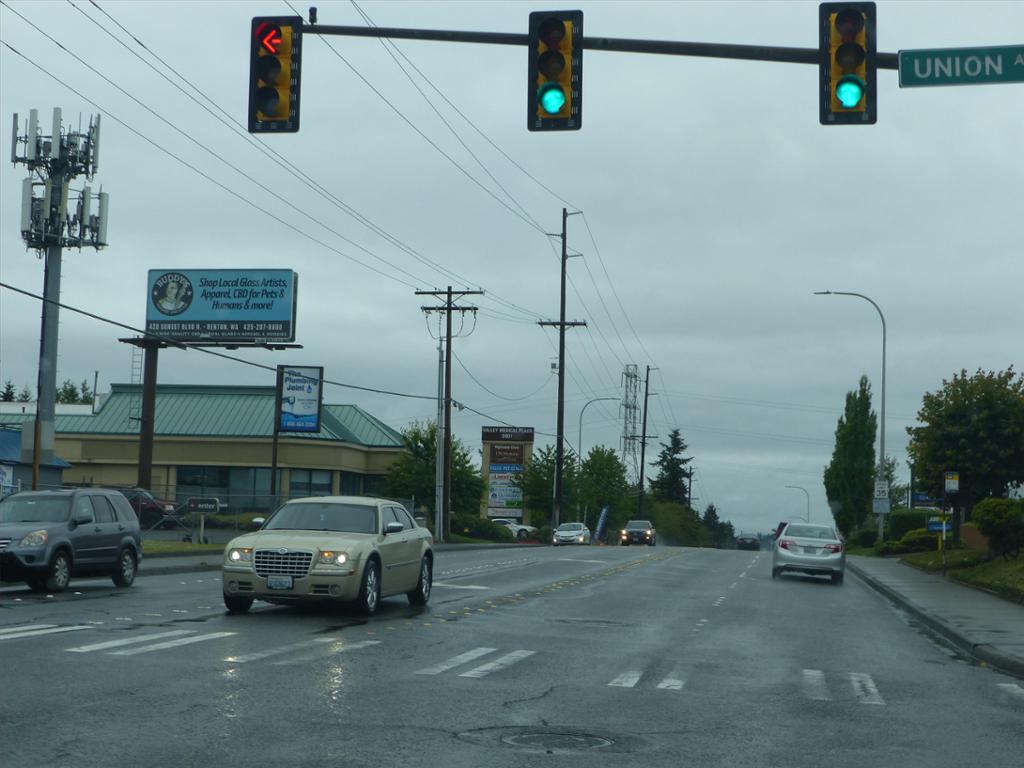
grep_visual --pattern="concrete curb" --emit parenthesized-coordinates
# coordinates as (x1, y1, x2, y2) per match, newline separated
(847, 560, 1024, 680)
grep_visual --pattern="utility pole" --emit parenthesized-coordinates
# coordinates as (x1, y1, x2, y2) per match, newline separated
(11, 109, 108, 487)
(637, 364, 655, 517)
(538, 207, 585, 529)
(417, 286, 482, 542)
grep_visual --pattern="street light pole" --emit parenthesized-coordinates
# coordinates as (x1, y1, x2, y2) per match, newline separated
(815, 290, 887, 540)
(785, 485, 810, 523)
(578, 397, 619, 463)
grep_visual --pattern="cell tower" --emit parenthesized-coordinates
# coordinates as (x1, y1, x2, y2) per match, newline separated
(621, 363, 641, 478)
(11, 108, 109, 484)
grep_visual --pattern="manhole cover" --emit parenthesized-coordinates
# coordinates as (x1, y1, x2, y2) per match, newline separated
(501, 732, 614, 751)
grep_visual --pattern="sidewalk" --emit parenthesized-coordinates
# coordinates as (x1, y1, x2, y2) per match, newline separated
(848, 555, 1024, 679)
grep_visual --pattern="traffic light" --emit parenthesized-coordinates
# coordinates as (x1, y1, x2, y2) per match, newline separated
(248, 16, 303, 133)
(819, 2, 876, 125)
(528, 11, 583, 131)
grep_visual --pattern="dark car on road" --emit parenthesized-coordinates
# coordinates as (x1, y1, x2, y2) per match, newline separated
(0, 488, 142, 592)
(118, 487, 180, 530)
(736, 533, 761, 550)
(620, 519, 656, 546)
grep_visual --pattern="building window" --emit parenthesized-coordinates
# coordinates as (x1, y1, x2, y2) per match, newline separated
(289, 469, 332, 498)
(339, 471, 362, 495)
(176, 466, 279, 513)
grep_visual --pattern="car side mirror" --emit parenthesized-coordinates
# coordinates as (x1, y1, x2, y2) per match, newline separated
(72, 513, 93, 526)
(384, 521, 404, 535)
(250, 517, 266, 529)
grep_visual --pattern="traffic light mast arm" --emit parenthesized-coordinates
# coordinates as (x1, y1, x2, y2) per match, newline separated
(303, 23, 898, 69)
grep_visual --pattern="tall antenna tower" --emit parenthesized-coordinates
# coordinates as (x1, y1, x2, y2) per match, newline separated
(621, 363, 641, 479)
(11, 108, 109, 484)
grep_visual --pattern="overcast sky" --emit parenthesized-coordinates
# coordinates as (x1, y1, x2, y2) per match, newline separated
(1, 1, 1021, 534)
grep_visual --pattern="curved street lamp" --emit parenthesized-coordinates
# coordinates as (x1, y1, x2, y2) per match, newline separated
(784, 484, 811, 523)
(815, 290, 887, 539)
(578, 397, 619, 462)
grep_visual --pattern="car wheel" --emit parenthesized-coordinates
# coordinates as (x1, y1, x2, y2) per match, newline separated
(111, 548, 138, 587)
(771, 567, 780, 579)
(407, 556, 432, 606)
(356, 559, 381, 615)
(831, 572, 844, 586)
(224, 594, 253, 614)
(517, 529, 527, 541)
(45, 551, 72, 593)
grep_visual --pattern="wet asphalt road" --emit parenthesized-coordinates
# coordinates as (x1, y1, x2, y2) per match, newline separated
(1, 545, 1022, 768)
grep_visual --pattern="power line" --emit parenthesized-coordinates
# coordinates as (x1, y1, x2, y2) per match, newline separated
(453, 351, 553, 402)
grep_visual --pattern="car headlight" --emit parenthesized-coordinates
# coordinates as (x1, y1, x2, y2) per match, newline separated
(227, 547, 252, 562)
(646, 529, 652, 535)
(620, 530, 627, 536)
(19, 530, 48, 547)
(318, 550, 348, 566)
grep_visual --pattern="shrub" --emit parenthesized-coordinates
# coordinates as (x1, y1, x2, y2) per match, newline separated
(856, 527, 879, 548)
(875, 539, 908, 556)
(972, 498, 1024, 560)
(535, 525, 552, 544)
(899, 527, 939, 553)
(451, 514, 514, 542)
(887, 510, 930, 540)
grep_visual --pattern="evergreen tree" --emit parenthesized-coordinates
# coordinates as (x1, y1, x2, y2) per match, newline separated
(648, 428, 693, 504)
(1, 381, 15, 401)
(823, 376, 878, 537)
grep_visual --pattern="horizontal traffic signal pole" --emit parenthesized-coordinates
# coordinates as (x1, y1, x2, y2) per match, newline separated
(303, 23, 899, 69)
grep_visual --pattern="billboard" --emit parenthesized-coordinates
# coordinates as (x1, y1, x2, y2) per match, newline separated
(145, 269, 297, 342)
(277, 366, 323, 433)
(482, 426, 534, 518)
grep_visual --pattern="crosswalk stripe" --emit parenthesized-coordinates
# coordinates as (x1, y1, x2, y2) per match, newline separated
(997, 683, 1024, 699)
(609, 671, 643, 688)
(66, 630, 195, 653)
(802, 669, 830, 701)
(849, 672, 885, 705)
(459, 649, 535, 678)
(657, 668, 685, 690)
(109, 632, 236, 656)
(0, 625, 93, 640)
(272, 639, 381, 665)
(0, 624, 59, 636)
(226, 637, 338, 664)
(415, 647, 497, 676)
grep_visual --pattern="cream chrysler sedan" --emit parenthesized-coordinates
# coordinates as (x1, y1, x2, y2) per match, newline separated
(222, 496, 433, 615)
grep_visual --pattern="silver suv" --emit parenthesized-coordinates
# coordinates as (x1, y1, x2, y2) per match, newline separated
(0, 489, 142, 592)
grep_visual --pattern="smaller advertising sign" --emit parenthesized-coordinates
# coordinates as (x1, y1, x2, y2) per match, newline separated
(278, 366, 323, 433)
(944, 471, 960, 493)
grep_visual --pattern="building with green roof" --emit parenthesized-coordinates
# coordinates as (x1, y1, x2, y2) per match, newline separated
(0, 384, 406, 514)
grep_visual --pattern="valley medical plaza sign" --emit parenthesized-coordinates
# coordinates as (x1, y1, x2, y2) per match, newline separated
(146, 269, 297, 342)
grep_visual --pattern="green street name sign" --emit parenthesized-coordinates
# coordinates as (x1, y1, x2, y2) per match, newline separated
(899, 45, 1024, 88)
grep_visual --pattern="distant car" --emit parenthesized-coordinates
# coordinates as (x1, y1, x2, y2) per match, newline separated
(735, 533, 761, 550)
(491, 517, 538, 541)
(552, 522, 591, 546)
(772, 522, 845, 585)
(620, 519, 656, 546)
(119, 487, 179, 530)
(222, 496, 433, 615)
(0, 488, 142, 592)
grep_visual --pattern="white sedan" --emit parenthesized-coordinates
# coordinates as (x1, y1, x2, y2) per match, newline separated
(552, 522, 591, 546)
(491, 517, 538, 540)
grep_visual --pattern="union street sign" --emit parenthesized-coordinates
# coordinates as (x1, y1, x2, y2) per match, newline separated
(899, 45, 1024, 88)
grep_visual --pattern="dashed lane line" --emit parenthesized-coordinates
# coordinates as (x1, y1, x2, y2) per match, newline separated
(66, 630, 196, 653)
(415, 647, 497, 676)
(459, 649, 536, 678)
(110, 631, 237, 656)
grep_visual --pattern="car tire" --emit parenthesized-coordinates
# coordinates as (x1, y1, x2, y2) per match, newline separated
(356, 559, 381, 615)
(831, 572, 844, 586)
(112, 548, 137, 587)
(517, 529, 527, 541)
(771, 567, 780, 579)
(224, 594, 253, 614)
(45, 550, 72, 593)
(407, 556, 432, 606)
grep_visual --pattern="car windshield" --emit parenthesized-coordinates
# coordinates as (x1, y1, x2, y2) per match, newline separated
(556, 523, 583, 531)
(264, 502, 377, 534)
(626, 521, 651, 529)
(784, 525, 837, 540)
(0, 495, 71, 523)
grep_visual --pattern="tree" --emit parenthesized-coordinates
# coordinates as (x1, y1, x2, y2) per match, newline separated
(648, 428, 693, 504)
(907, 368, 1024, 513)
(577, 446, 631, 536)
(701, 503, 735, 548)
(1, 381, 15, 401)
(514, 444, 577, 527)
(823, 375, 877, 537)
(56, 379, 81, 404)
(382, 421, 482, 520)
(16, 386, 32, 402)
(79, 379, 94, 405)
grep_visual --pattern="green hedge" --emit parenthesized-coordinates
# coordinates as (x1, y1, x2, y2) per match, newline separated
(972, 498, 1024, 560)
(887, 510, 931, 540)
(900, 527, 938, 553)
(451, 514, 515, 542)
(855, 526, 879, 548)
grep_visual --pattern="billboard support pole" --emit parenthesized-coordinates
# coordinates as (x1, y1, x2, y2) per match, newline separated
(270, 366, 284, 503)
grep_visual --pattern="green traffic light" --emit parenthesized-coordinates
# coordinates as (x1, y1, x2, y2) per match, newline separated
(835, 75, 866, 109)
(538, 83, 566, 115)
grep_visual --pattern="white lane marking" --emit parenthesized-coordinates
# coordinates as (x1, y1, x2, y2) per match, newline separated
(431, 582, 491, 590)
(997, 683, 1024, 699)
(415, 647, 497, 676)
(729, 582, 737, 589)
(459, 649, 536, 678)
(225, 637, 338, 663)
(272, 639, 381, 665)
(0, 625, 93, 640)
(697, 618, 709, 625)
(110, 631, 237, 656)
(608, 671, 643, 688)
(657, 668, 685, 690)
(849, 672, 885, 705)
(738, 573, 746, 578)
(0, 624, 59, 636)
(557, 559, 607, 564)
(66, 630, 195, 653)
(802, 669, 830, 701)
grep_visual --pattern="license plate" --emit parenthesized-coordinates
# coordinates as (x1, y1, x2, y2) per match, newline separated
(267, 575, 293, 590)
(804, 546, 819, 555)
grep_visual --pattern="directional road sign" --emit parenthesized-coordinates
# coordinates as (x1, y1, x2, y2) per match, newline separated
(899, 45, 1024, 88)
